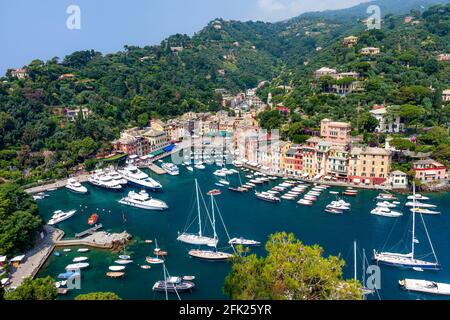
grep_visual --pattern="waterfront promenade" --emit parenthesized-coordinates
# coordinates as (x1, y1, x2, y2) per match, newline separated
(24, 174, 90, 194)
(7, 226, 64, 288)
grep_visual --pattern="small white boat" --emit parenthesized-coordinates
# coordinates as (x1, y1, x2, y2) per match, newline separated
(377, 193, 397, 201)
(229, 238, 261, 247)
(407, 194, 430, 201)
(119, 255, 131, 260)
(330, 191, 339, 195)
(281, 195, 296, 200)
(410, 208, 441, 215)
(298, 199, 313, 206)
(63, 249, 72, 253)
(183, 276, 196, 281)
(146, 257, 164, 264)
(376, 201, 397, 208)
(371, 207, 403, 218)
(109, 266, 126, 271)
(218, 179, 230, 186)
(77, 248, 89, 253)
(66, 263, 90, 270)
(406, 202, 437, 209)
(72, 257, 89, 263)
(186, 166, 194, 172)
(195, 164, 206, 170)
(400, 279, 450, 296)
(114, 260, 133, 265)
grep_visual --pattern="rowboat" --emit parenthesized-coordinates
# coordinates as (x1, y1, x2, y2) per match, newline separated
(106, 272, 125, 278)
(109, 266, 126, 271)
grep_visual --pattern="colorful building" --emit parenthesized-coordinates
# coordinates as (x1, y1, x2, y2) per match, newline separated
(413, 160, 448, 183)
(348, 147, 392, 185)
(320, 119, 352, 144)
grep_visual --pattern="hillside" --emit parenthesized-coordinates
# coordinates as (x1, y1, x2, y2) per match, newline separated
(301, 0, 450, 21)
(0, 3, 449, 187)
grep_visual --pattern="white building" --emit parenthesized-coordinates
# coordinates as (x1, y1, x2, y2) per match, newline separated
(370, 106, 404, 134)
(443, 89, 450, 103)
(389, 171, 408, 189)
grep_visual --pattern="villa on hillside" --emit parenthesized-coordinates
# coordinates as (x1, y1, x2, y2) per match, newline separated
(370, 105, 404, 134)
(343, 36, 358, 48)
(360, 47, 380, 55)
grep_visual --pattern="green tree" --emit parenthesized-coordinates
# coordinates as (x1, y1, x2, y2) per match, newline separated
(75, 292, 122, 300)
(224, 232, 362, 300)
(4, 277, 57, 300)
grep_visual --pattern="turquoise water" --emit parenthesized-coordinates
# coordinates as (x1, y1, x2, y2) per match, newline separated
(37, 164, 450, 300)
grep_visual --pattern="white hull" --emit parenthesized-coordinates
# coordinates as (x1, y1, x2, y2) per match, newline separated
(48, 210, 76, 225)
(188, 249, 233, 261)
(400, 279, 450, 296)
(177, 233, 218, 247)
(66, 185, 88, 194)
(119, 198, 167, 211)
(374, 252, 440, 270)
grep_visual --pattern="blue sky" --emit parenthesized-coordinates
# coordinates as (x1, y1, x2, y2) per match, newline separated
(0, 0, 368, 75)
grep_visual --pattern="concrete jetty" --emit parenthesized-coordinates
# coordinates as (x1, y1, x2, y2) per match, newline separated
(56, 231, 132, 250)
(146, 164, 166, 175)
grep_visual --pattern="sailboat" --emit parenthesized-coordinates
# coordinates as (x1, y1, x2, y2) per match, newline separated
(353, 242, 375, 299)
(373, 183, 440, 271)
(177, 179, 219, 247)
(188, 192, 233, 261)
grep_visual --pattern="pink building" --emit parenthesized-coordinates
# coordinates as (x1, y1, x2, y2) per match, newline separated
(320, 119, 352, 144)
(413, 160, 448, 183)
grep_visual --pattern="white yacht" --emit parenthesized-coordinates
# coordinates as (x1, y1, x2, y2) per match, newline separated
(89, 174, 122, 191)
(118, 166, 162, 191)
(407, 194, 430, 201)
(107, 170, 128, 185)
(194, 163, 205, 170)
(327, 200, 351, 211)
(229, 238, 261, 247)
(161, 163, 180, 176)
(48, 210, 76, 226)
(406, 202, 437, 209)
(66, 178, 88, 194)
(371, 206, 403, 218)
(400, 279, 450, 296)
(119, 191, 168, 211)
(376, 201, 397, 208)
(410, 208, 441, 215)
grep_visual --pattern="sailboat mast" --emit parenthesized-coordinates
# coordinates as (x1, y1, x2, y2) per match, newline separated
(362, 249, 366, 289)
(354, 241, 357, 281)
(195, 179, 202, 237)
(211, 194, 217, 245)
(412, 182, 416, 259)
(163, 264, 168, 301)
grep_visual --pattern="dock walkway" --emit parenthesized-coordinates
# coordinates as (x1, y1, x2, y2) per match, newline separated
(146, 164, 166, 175)
(7, 226, 64, 289)
(75, 224, 103, 238)
(24, 174, 90, 194)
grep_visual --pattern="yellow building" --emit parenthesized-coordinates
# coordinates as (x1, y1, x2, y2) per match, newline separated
(348, 147, 391, 185)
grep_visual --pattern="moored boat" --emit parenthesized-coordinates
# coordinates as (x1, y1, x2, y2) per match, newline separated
(255, 192, 280, 203)
(229, 238, 261, 247)
(119, 190, 168, 211)
(399, 279, 450, 296)
(109, 266, 126, 271)
(66, 178, 88, 194)
(188, 249, 233, 261)
(48, 210, 76, 226)
(107, 272, 125, 278)
(88, 213, 99, 226)
(118, 166, 162, 191)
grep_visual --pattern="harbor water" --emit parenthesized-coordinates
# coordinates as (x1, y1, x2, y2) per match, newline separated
(36, 163, 450, 300)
